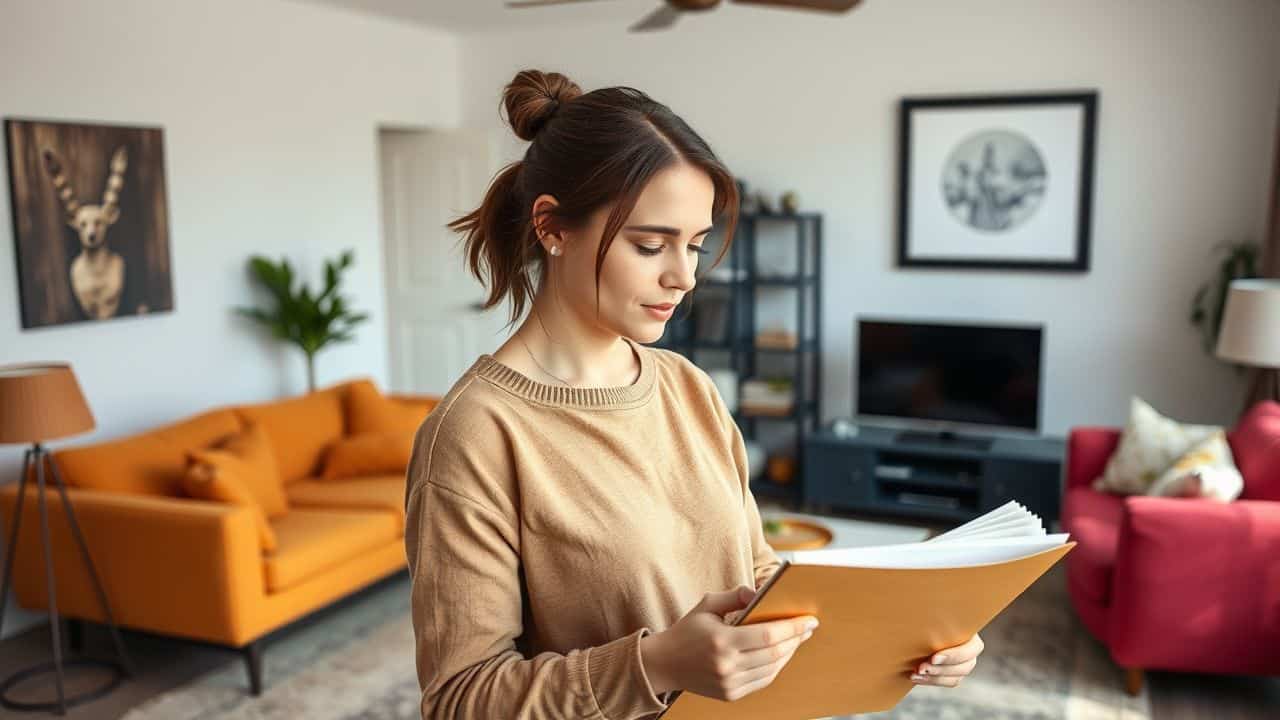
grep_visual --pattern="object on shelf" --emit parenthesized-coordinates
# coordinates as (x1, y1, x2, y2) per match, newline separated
(755, 191, 775, 215)
(781, 190, 800, 214)
(737, 179, 756, 214)
(694, 295, 730, 342)
(703, 266, 748, 283)
(745, 440, 766, 481)
(756, 328, 798, 349)
(708, 369, 739, 413)
(767, 453, 797, 484)
(831, 418, 859, 438)
(741, 377, 794, 415)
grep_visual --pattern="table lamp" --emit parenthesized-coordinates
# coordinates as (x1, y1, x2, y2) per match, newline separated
(1215, 278, 1280, 404)
(0, 363, 133, 715)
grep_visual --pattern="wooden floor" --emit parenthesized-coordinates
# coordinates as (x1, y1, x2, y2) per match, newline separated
(1, 574, 1276, 719)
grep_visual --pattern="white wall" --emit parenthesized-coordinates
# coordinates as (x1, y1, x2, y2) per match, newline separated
(459, 0, 1280, 436)
(0, 0, 460, 639)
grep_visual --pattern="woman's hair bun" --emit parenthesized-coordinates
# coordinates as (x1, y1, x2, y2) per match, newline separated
(503, 69, 583, 142)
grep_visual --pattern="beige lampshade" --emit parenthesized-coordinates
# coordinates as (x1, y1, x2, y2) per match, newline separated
(0, 363, 96, 445)
(1216, 279, 1280, 369)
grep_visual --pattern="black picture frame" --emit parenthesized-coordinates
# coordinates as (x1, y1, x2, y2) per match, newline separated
(896, 91, 1098, 272)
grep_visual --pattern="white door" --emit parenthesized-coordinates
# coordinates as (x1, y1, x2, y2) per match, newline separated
(379, 128, 517, 395)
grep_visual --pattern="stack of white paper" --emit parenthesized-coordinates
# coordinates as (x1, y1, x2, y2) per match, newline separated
(781, 501, 1070, 569)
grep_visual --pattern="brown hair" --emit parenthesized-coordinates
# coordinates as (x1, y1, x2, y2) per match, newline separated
(448, 69, 739, 328)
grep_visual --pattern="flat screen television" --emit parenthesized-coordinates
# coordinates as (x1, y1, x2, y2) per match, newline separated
(856, 318, 1043, 435)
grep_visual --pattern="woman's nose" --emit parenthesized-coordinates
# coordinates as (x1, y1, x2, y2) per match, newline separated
(664, 250, 697, 291)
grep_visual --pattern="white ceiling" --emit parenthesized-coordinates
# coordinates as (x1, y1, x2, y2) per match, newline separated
(296, 0, 668, 33)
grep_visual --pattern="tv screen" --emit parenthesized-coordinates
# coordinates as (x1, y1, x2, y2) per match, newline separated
(856, 319, 1043, 432)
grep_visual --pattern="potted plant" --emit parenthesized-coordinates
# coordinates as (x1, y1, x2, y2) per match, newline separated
(236, 249, 369, 392)
(1190, 238, 1259, 360)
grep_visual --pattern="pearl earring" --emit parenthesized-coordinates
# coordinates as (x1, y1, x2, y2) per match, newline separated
(550, 245, 561, 256)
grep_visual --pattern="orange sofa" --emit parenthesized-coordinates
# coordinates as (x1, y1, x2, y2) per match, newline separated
(0, 377, 439, 695)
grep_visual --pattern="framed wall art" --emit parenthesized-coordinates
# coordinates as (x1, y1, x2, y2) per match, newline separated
(5, 117, 173, 329)
(896, 91, 1098, 272)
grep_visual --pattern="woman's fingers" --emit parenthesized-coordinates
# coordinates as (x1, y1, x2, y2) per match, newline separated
(736, 628, 813, 671)
(731, 616, 818, 652)
(917, 656, 976, 678)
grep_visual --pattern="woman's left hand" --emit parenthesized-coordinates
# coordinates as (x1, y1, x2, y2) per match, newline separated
(910, 633, 984, 688)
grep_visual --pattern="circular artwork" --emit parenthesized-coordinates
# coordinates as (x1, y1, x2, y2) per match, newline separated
(941, 129, 1047, 233)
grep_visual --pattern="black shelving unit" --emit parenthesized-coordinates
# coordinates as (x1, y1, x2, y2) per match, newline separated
(652, 211, 823, 507)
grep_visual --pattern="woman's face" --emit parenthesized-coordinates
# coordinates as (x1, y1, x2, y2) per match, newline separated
(544, 161, 716, 344)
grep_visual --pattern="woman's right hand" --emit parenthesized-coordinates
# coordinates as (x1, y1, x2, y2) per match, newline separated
(640, 585, 819, 702)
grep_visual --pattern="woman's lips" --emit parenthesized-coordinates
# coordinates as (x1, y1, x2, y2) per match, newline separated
(643, 303, 675, 319)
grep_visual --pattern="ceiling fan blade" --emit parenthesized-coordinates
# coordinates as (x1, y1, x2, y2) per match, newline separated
(629, 5, 681, 32)
(506, 0, 617, 8)
(730, 0, 862, 12)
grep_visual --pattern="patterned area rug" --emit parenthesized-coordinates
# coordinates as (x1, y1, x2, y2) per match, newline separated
(121, 562, 1149, 719)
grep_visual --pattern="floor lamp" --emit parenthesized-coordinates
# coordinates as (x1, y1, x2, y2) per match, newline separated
(0, 363, 133, 715)
(1216, 279, 1280, 406)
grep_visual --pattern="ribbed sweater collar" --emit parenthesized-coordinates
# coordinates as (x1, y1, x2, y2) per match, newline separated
(472, 336, 656, 409)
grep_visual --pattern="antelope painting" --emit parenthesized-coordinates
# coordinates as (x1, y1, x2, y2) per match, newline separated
(6, 118, 171, 329)
(41, 146, 129, 320)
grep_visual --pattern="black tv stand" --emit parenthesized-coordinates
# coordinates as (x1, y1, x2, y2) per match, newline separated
(895, 429, 993, 452)
(802, 423, 1064, 527)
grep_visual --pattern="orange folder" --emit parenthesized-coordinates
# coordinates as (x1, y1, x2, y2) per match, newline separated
(657, 541, 1075, 719)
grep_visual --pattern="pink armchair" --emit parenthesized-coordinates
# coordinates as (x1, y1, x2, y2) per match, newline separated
(1061, 401, 1280, 695)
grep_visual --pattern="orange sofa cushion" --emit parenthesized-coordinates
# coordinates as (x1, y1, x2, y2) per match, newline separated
(181, 462, 278, 553)
(347, 380, 436, 435)
(320, 432, 414, 481)
(53, 409, 242, 496)
(285, 475, 408, 531)
(234, 384, 345, 484)
(264, 508, 399, 593)
(188, 422, 289, 518)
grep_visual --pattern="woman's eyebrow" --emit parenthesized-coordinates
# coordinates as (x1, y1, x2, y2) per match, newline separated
(624, 224, 714, 238)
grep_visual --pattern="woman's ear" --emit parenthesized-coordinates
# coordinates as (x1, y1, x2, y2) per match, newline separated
(531, 194, 562, 252)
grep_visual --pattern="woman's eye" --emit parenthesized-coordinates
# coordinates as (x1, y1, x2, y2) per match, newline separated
(636, 244, 708, 256)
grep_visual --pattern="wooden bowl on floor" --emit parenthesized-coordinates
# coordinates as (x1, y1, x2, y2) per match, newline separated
(763, 518, 834, 551)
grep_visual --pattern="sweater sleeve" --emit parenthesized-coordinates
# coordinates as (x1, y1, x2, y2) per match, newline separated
(404, 453, 669, 719)
(698, 368, 785, 589)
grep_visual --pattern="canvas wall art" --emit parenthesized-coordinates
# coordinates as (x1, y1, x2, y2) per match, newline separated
(5, 117, 173, 329)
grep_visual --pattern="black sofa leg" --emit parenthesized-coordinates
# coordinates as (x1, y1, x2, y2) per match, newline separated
(243, 641, 263, 696)
(67, 618, 83, 653)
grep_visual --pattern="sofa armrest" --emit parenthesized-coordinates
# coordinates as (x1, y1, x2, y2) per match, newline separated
(1107, 496, 1280, 673)
(1065, 427, 1121, 491)
(0, 483, 263, 646)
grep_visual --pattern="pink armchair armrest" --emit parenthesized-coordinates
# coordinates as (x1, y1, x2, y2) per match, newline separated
(1066, 428, 1122, 491)
(1107, 495, 1280, 675)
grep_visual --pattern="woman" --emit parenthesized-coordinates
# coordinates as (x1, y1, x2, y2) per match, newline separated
(403, 69, 983, 719)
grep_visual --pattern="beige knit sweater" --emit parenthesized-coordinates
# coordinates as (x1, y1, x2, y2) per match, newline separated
(403, 336, 784, 719)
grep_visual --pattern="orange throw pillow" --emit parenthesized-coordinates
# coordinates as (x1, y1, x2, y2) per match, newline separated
(188, 422, 289, 518)
(347, 380, 435, 435)
(321, 431, 415, 481)
(181, 462, 278, 553)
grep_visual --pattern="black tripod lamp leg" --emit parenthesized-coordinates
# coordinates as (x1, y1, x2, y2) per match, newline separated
(34, 448, 69, 715)
(0, 448, 32, 637)
(44, 451, 135, 677)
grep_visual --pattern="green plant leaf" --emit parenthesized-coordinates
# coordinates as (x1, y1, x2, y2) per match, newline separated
(236, 248, 370, 387)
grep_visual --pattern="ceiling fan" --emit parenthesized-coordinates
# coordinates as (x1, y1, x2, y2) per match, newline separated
(504, 0, 864, 33)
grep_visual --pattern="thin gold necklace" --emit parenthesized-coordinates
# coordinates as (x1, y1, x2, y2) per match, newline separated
(517, 334, 572, 386)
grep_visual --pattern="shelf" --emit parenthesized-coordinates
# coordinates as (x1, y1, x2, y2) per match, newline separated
(654, 338, 819, 353)
(739, 400, 819, 421)
(698, 275, 817, 289)
(756, 275, 818, 287)
(749, 477, 802, 501)
(739, 211, 822, 221)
